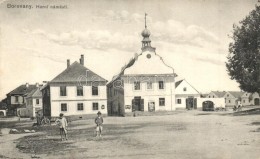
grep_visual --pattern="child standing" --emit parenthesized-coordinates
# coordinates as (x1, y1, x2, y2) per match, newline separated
(95, 111, 103, 137)
(55, 113, 68, 141)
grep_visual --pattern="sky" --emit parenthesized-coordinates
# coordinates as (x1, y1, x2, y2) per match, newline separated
(0, 0, 258, 99)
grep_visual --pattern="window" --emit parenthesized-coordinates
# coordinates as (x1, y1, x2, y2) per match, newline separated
(15, 96, 19, 103)
(159, 98, 165, 106)
(243, 100, 245, 103)
(229, 100, 231, 103)
(147, 81, 153, 89)
(77, 86, 83, 96)
(212, 95, 214, 98)
(159, 81, 164, 89)
(183, 87, 187, 91)
(134, 81, 140, 90)
(92, 86, 98, 95)
(77, 103, 84, 111)
(60, 86, 67, 96)
(227, 94, 229, 97)
(36, 99, 39, 105)
(61, 103, 67, 111)
(93, 103, 99, 110)
(177, 99, 181, 104)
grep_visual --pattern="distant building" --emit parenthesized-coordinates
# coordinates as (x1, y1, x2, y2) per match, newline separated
(224, 91, 244, 107)
(42, 55, 108, 117)
(241, 92, 260, 106)
(107, 18, 176, 116)
(175, 79, 200, 109)
(25, 86, 42, 117)
(6, 83, 39, 116)
(207, 91, 226, 98)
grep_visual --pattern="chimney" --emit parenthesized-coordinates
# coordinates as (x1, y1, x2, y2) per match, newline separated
(67, 59, 70, 68)
(36, 83, 39, 88)
(25, 83, 29, 88)
(80, 54, 84, 65)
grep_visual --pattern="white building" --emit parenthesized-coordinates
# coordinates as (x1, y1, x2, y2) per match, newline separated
(42, 55, 108, 117)
(25, 86, 42, 117)
(175, 79, 200, 109)
(107, 18, 176, 116)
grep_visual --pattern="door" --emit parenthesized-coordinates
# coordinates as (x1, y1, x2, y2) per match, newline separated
(132, 97, 143, 111)
(186, 98, 194, 109)
(148, 102, 155, 112)
(254, 98, 260, 105)
(193, 98, 197, 109)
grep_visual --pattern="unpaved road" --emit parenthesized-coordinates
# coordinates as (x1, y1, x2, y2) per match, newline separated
(0, 111, 259, 159)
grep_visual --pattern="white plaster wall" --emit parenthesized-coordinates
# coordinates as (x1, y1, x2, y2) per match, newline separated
(175, 80, 199, 95)
(50, 85, 107, 100)
(124, 51, 173, 75)
(175, 97, 187, 108)
(51, 100, 107, 117)
(11, 96, 24, 104)
(124, 81, 175, 112)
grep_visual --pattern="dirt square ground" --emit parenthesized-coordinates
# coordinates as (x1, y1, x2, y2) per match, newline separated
(0, 110, 259, 159)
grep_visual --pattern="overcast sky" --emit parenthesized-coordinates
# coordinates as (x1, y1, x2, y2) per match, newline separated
(0, 0, 258, 99)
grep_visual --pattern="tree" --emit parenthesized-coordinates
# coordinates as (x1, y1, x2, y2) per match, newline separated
(226, 5, 260, 94)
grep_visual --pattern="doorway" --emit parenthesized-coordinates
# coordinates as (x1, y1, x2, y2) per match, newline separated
(254, 98, 260, 105)
(186, 97, 197, 110)
(148, 101, 155, 112)
(132, 96, 144, 111)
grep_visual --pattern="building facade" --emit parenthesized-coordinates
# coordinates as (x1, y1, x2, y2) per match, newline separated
(107, 20, 176, 116)
(25, 87, 43, 118)
(42, 55, 108, 117)
(175, 79, 200, 109)
(6, 83, 38, 116)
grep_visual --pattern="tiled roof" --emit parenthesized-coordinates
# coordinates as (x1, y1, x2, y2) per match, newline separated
(26, 88, 42, 98)
(49, 61, 107, 83)
(175, 80, 183, 88)
(228, 91, 244, 98)
(7, 84, 38, 95)
(211, 91, 226, 97)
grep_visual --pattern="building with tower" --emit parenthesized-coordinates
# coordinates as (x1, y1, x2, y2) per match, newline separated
(107, 14, 176, 116)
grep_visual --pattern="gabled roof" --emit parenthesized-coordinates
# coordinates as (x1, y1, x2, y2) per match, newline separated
(175, 80, 183, 88)
(211, 91, 226, 98)
(49, 61, 107, 84)
(228, 91, 244, 98)
(26, 88, 42, 98)
(175, 79, 200, 93)
(7, 84, 38, 96)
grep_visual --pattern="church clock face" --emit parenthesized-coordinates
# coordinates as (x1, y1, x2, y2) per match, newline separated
(146, 54, 151, 59)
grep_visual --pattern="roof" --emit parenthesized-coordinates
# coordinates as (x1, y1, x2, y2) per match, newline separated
(109, 53, 177, 84)
(175, 80, 183, 88)
(211, 91, 226, 97)
(7, 84, 38, 96)
(26, 88, 42, 98)
(49, 61, 107, 84)
(228, 91, 244, 98)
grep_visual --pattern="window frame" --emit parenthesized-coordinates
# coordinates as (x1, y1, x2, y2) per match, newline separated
(60, 86, 67, 96)
(158, 81, 164, 90)
(177, 99, 181, 104)
(92, 86, 99, 96)
(92, 102, 99, 110)
(146, 81, 153, 90)
(77, 103, 84, 111)
(61, 103, 67, 112)
(76, 86, 84, 96)
(134, 81, 141, 90)
(36, 99, 39, 105)
(159, 98, 165, 106)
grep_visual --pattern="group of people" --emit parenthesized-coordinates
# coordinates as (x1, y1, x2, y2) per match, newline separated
(55, 111, 104, 141)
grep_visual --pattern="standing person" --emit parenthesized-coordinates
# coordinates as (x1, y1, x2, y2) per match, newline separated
(95, 111, 103, 137)
(36, 112, 41, 126)
(55, 113, 68, 141)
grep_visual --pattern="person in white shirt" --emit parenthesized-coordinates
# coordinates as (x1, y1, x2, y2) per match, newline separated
(55, 113, 68, 141)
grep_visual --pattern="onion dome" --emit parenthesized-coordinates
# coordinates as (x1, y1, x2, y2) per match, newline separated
(141, 28, 151, 37)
